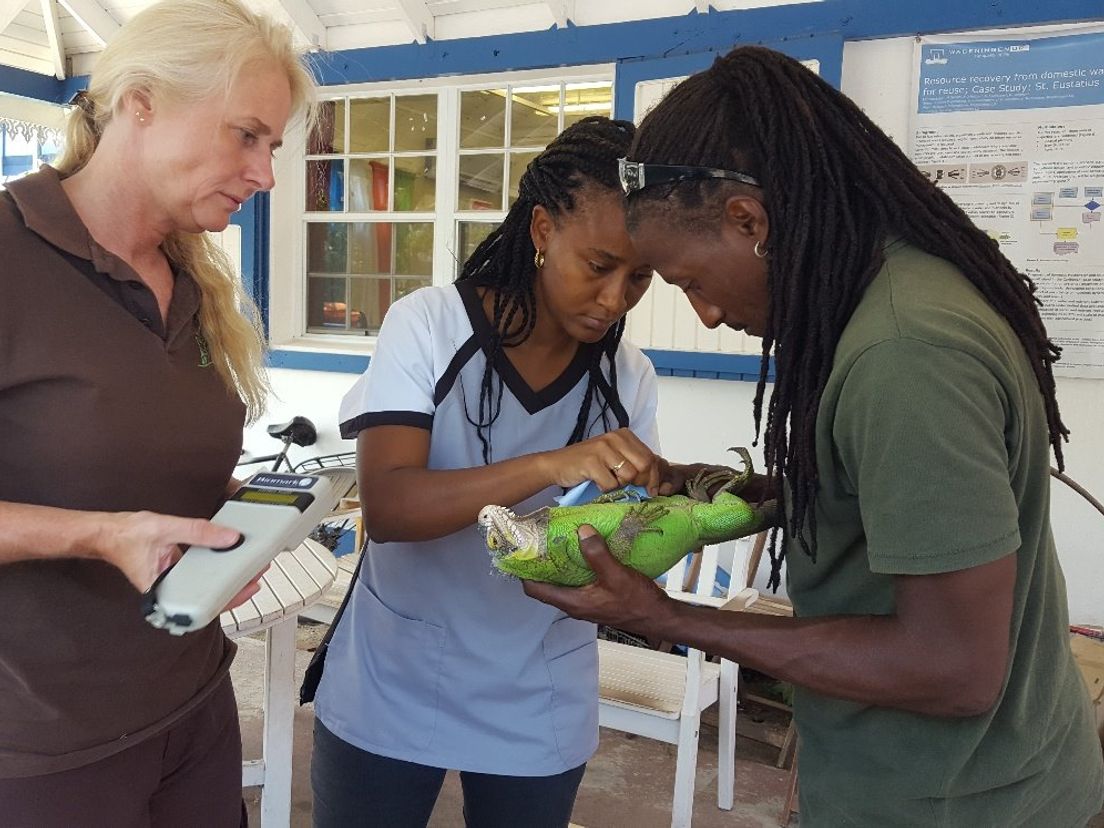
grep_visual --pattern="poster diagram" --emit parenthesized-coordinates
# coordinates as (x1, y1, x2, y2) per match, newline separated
(911, 28, 1104, 377)
(1029, 183, 1102, 258)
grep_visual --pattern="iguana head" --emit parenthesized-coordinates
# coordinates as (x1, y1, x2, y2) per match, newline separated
(477, 505, 549, 562)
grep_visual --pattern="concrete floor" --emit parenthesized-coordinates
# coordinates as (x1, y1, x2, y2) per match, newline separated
(231, 630, 1104, 828)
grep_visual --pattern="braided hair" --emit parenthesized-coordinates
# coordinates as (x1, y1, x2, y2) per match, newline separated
(457, 116, 636, 463)
(626, 46, 1068, 589)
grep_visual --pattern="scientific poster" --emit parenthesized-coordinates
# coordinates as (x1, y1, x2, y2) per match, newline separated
(911, 28, 1104, 377)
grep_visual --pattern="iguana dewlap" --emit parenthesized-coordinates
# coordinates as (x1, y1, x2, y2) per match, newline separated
(477, 450, 775, 586)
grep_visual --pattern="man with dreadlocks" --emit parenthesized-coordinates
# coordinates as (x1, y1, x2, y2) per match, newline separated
(523, 48, 1104, 826)
(311, 117, 683, 827)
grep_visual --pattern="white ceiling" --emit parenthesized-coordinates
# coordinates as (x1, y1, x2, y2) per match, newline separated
(0, 0, 815, 80)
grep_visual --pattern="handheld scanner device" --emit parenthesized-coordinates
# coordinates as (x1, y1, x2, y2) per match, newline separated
(143, 467, 358, 636)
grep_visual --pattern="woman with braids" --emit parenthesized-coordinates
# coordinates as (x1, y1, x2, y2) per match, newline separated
(313, 116, 683, 827)
(0, 0, 314, 821)
(524, 47, 1104, 826)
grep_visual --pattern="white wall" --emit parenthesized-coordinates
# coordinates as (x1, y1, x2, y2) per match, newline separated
(257, 32, 1104, 625)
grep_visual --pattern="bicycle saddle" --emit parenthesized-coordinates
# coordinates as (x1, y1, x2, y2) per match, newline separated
(266, 416, 318, 446)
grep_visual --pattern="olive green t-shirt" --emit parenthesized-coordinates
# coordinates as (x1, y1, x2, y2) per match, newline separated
(787, 239, 1104, 826)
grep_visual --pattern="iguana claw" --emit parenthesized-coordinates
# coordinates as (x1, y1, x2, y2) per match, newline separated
(592, 487, 647, 504)
(686, 447, 755, 502)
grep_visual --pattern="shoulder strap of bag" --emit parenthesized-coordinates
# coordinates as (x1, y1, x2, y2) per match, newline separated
(298, 542, 366, 705)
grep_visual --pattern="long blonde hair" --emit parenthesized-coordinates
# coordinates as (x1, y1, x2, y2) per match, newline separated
(55, 0, 317, 421)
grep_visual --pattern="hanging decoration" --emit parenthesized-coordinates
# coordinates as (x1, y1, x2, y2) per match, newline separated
(0, 116, 63, 145)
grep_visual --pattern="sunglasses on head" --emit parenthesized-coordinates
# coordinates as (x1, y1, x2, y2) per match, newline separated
(618, 157, 761, 195)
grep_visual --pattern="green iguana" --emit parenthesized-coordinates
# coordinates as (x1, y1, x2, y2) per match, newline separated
(478, 448, 776, 586)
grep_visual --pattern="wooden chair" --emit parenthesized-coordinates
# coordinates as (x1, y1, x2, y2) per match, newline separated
(597, 538, 759, 828)
(740, 531, 799, 826)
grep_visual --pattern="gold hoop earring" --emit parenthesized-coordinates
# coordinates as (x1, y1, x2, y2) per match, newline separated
(753, 240, 768, 259)
(534, 249, 545, 269)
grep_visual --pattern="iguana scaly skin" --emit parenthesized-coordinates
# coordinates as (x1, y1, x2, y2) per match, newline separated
(478, 448, 776, 586)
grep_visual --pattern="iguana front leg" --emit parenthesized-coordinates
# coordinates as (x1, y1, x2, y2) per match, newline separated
(686, 447, 755, 502)
(606, 502, 669, 562)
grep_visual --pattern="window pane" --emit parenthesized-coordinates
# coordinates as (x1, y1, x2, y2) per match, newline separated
(395, 278, 430, 302)
(393, 156, 436, 211)
(507, 151, 539, 207)
(344, 277, 431, 334)
(460, 89, 505, 149)
(562, 83, 613, 131)
(395, 223, 434, 275)
(348, 159, 390, 212)
(348, 223, 393, 275)
(309, 100, 345, 154)
(347, 158, 436, 213)
(307, 223, 348, 273)
(329, 222, 432, 277)
(394, 95, 438, 152)
(456, 221, 498, 272)
(348, 277, 391, 333)
(510, 86, 559, 147)
(306, 160, 344, 211)
(349, 97, 390, 153)
(306, 276, 348, 330)
(459, 154, 504, 211)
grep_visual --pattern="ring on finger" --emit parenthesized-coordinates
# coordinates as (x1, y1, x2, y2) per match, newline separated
(612, 459, 627, 474)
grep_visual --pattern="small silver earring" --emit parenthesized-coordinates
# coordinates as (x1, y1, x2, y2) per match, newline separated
(534, 249, 545, 269)
(753, 240, 768, 259)
(136, 111, 146, 123)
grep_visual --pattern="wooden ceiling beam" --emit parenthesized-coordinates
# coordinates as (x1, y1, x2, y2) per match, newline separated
(394, 0, 433, 45)
(39, 0, 65, 79)
(56, 0, 118, 48)
(273, 0, 327, 51)
(546, 0, 575, 28)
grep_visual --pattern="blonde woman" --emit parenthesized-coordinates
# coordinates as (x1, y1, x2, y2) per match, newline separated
(0, 0, 314, 821)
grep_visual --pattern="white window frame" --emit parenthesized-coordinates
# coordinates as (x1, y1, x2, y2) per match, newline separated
(268, 62, 615, 354)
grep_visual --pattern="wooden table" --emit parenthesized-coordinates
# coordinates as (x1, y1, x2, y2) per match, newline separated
(221, 539, 338, 827)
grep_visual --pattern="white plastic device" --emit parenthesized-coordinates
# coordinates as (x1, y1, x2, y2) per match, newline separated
(143, 467, 358, 635)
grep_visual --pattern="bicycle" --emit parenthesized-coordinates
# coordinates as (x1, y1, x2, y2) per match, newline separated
(237, 415, 319, 474)
(238, 415, 358, 476)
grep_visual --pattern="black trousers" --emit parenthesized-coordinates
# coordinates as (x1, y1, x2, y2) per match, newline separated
(311, 719, 586, 828)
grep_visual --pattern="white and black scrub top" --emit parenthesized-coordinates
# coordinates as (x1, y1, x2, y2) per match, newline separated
(314, 280, 660, 776)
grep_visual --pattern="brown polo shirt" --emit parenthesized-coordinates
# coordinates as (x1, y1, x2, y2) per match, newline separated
(0, 167, 247, 778)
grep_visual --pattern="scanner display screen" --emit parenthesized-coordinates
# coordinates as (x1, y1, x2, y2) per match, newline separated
(233, 488, 314, 511)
